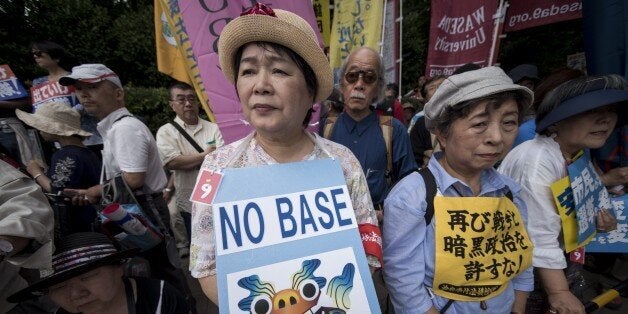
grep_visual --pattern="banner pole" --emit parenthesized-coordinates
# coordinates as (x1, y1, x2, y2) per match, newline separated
(398, 0, 403, 97)
(380, 0, 388, 56)
(488, 0, 507, 66)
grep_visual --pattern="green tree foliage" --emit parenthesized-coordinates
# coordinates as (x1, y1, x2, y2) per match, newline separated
(0, 0, 168, 87)
(401, 0, 431, 95)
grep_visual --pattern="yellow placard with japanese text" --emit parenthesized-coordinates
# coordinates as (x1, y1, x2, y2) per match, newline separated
(433, 196, 533, 301)
(329, 0, 383, 70)
(550, 176, 579, 252)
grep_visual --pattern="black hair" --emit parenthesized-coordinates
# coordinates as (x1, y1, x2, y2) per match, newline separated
(421, 75, 447, 99)
(386, 83, 399, 98)
(31, 40, 74, 70)
(453, 63, 481, 75)
(168, 81, 194, 99)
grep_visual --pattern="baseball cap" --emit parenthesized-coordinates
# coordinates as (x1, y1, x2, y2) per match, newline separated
(59, 64, 122, 88)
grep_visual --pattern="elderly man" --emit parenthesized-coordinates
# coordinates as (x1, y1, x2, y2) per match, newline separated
(58, 64, 195, 310)
(325, 47, 416, 222)
(1, 159, 54, 313)
(156, 81, 224, 251)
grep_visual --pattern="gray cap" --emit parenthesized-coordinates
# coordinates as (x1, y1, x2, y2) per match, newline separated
(508, 64, 539, 84)
(424, 66, 534, 129)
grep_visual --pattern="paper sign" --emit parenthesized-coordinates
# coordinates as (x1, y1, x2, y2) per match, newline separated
(213, 158, 379, 313)
(432, 196, 533, 301)
(551, 176, 581, 252)
(30, 80, 79, 112)
(567, 152, 611, 245)
(586, 194, 628, 252)
(0, 64, 28, 101)
(190, 169, 222, 205)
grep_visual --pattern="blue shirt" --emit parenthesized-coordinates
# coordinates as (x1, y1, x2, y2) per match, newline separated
(383, 153, 534, 313)
(512, 119, 536, 148)
(329, 111, 417, 205)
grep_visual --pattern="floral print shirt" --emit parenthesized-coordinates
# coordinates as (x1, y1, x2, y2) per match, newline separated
(189, 132, 377, 278)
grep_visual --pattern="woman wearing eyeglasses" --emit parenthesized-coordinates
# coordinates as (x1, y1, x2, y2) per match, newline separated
(30, 41, 102, 154)
(189, 4, 382, 305)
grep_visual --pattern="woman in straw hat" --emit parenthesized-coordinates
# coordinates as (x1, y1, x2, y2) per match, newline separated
(16, 101, 101, 234)
(384, 67, 535, 313)
(189, 3, 381, 304)
(8, 232, 189, 313)
(499, 75, 623, 314)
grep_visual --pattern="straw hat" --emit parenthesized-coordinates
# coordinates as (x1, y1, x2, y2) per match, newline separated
(8, 232, 138, 302)
(218, 3, 333, 103)
(15, 102, 92, 137)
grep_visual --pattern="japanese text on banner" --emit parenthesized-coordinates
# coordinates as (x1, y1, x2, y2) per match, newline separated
(433, 196, 533, 301)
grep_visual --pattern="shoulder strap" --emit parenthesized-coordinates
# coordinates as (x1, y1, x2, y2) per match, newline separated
(379, 115, 393, 184)
(417, 167, 437, 225)
(114, 114, 133, 123)
(169, 121, 204, 153)
(322, 115, 338, 139)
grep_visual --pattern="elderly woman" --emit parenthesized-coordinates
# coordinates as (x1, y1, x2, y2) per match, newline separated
(383, 67, 535, 313)
(499, 75, 623, 314)
(8, 232, 189, 314)
(190, 4, 381, 304)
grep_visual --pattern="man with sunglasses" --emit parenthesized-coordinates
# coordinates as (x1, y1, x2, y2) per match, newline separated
(156, 81, 223, 250)
(327, 47, 416, 222)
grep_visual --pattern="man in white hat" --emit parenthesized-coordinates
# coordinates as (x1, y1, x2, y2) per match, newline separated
(58, 64, 196, 309)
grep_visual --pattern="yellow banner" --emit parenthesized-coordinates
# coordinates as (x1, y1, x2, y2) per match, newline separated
(433, 196, 533, 301)
(154, 0, 215, 122)
(154, 0, 189, 84)
(329, 0, 383, 70)
(313, 0, 331, 47)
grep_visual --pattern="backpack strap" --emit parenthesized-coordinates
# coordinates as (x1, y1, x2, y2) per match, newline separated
(417, 167, 437, 225)
(322, 115, 338, 139)
(379, 115, 393, 185)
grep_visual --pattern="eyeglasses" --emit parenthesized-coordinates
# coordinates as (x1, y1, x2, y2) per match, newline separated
(170, 96, 200, 105)
(344, 70, 378, 84)
(32, 51, 44, 57)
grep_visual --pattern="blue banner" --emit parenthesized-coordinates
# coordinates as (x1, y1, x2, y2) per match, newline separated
(586, 194, 628, 252)
(0, 65, 28, 101)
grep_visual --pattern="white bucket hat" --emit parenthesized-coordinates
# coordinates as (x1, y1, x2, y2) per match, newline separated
(15, 102, 92, 137)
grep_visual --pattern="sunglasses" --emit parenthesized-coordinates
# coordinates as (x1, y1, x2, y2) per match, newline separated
(32, 51, 44, 57)
(344, 70, 378, 84)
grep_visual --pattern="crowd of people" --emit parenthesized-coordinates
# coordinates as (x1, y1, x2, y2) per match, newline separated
(1, 2, 627, 314)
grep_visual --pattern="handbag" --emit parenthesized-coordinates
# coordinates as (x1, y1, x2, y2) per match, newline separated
(99, 174, 164, 251)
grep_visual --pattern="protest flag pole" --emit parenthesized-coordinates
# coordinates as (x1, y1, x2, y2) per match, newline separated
(488, 0, 508, 66)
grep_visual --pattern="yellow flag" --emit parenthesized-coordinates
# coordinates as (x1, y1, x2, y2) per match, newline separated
(154, 0, 189, 84)
(154, 0, 215, 122)
(329, 0, 383, 70)
(313, 0, 331, 47)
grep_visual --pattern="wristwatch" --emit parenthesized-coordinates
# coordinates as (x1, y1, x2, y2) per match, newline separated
(0, 239, 14, 262)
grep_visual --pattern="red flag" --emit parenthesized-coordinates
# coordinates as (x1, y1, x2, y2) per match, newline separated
(425, 0, 498, 78)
